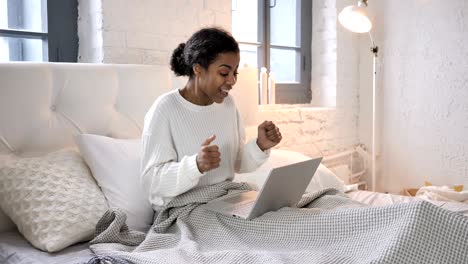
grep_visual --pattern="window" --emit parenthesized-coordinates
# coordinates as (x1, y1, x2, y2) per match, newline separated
(232, 0, 312, 104)
(0, 0, 78, 62)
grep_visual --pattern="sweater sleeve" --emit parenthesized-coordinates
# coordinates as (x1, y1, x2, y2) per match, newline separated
(234, 109, 270, 173)
(140, 107, 204, 207)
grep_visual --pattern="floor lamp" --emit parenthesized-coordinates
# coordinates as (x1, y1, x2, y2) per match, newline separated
(338, 0, 379, 191)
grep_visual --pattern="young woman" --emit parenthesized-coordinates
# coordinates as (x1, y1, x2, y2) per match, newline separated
(141, 27, 282, 210)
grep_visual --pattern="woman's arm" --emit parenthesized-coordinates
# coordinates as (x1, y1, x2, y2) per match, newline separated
(140, 108, 204, 207)
(234, 110, 270, 173)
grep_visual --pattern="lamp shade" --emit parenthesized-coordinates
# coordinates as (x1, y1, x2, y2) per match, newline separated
(338, 5, 372, 33)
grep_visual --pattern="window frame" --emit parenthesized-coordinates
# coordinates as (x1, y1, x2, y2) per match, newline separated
(47, 0, 78, 62)
(0, 0, 78, 62)
(234, 0, 312, 104)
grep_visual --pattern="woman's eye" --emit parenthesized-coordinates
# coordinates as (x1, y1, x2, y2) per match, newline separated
(220, 72, 238, 78)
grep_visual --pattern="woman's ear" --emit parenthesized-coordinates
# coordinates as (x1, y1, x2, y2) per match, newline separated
(193, 64, 203, 76)
(192, 64, 200, 76)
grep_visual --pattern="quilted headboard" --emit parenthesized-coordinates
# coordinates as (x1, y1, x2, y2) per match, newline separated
(0, 62, 172, 155)
(0, 62, 258, 232)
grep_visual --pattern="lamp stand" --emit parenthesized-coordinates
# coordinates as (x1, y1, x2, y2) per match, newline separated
(369, 32, 378, 192)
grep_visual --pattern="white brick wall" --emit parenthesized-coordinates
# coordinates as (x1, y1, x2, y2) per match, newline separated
(77, 0, 103, 62)
(97, 0, 231, 86)
(359, 0, 468, 193)
(311, 0, 337, 108)
(99, 0, 231, 65)
(78, 0, 361, 159)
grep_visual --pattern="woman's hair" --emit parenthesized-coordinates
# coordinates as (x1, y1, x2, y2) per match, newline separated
(170, 27, 240, 77)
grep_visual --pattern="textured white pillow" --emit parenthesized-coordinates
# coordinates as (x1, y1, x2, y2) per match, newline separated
(234, 149, 345, 193)
(75, 134, 153, 232)
(0, 150, 108, 252)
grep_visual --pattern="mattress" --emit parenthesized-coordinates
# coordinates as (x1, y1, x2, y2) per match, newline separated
(0, 231, 93, 264)
(347, 190, 468, 217)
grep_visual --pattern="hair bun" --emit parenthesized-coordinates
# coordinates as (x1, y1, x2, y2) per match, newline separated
(170, 43, 188, 76)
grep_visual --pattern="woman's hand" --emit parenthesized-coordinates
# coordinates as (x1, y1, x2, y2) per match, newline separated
(196, 135, 221, 173)
(256, 121, 282, 151)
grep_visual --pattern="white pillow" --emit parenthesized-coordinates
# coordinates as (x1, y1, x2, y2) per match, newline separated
(234, 149, 345, 193)
(0, 150, 108, 252)
(75, 134, 153, 232)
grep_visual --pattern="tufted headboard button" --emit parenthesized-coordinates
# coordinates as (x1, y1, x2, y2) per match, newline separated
(50, 105, 57, 111)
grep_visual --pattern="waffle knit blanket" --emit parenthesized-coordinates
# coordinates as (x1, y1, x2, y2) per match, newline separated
(87, 181, 468, 264)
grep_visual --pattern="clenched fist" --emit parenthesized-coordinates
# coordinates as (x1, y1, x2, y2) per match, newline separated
(256, 121, 282, 151)
(196, 135, 221, 173)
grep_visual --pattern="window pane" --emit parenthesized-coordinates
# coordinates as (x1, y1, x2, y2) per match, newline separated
(0, 37, 8, 60)
(270, 0, 300, 47)
(270, 48, 300, 83)
(0, 0, 7, 28)
(0, 36, 46, 61)
(232, 0, 258, 43)
(239, 43, 259, 68)
(1, 0, 47, 32)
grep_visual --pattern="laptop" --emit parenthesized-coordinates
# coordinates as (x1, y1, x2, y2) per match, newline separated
(206, 157, 322, 220)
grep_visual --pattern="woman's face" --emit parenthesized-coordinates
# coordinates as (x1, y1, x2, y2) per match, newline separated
(195, 52, 240, 104)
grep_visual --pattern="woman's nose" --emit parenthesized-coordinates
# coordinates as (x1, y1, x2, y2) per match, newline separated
(226, 74, 236, 85)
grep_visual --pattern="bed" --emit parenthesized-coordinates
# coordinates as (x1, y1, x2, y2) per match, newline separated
(1, 62, 467, 264)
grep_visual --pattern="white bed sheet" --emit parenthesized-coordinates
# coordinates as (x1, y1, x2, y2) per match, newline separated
(0, 231, 93, 264)
(347, 190, 468, 217)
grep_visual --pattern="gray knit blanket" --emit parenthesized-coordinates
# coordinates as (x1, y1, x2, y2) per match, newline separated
(86, 181, 468, 264)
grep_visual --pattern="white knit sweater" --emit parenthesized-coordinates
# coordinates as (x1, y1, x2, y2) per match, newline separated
(141, 89, 269, 209)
